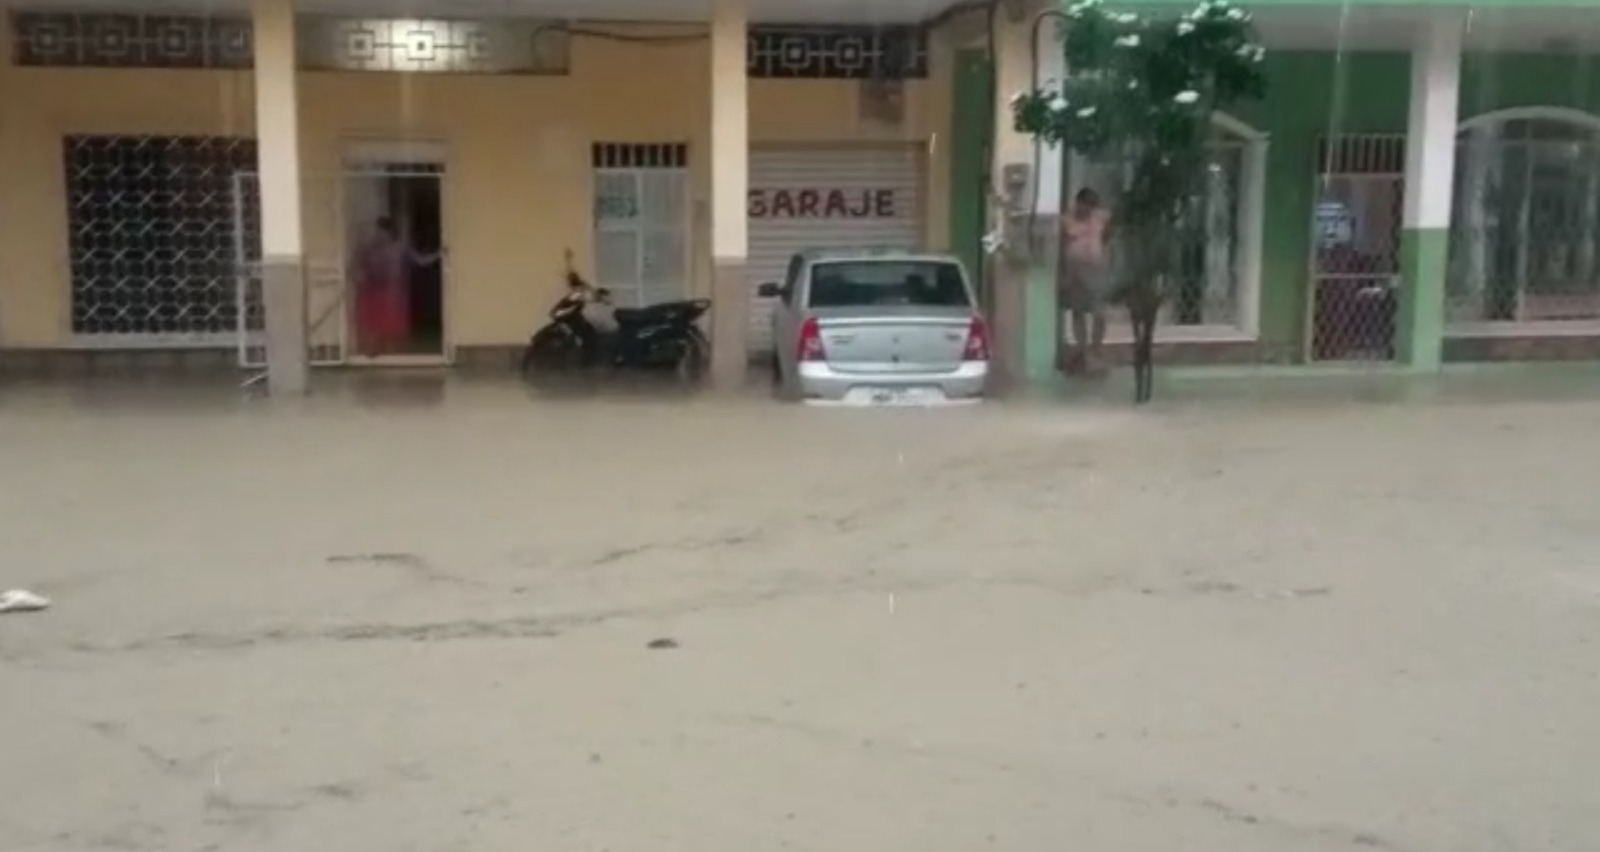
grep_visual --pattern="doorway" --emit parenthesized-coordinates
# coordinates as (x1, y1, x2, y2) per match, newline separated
(343, 146, 447, 363)
(1306, 135, 1404, 362)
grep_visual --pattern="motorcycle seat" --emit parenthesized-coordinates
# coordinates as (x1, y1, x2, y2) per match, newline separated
(614, 299, 709, 326)
(612, 307, 660, 325)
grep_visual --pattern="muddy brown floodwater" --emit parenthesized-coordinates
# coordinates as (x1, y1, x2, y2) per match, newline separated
(2, 372, 1598, 852)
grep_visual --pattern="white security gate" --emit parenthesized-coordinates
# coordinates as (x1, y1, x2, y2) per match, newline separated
(230, 171, 265, 367)
(230, 171, 368, 369)
(747, 145, 925, 352)
(592, 143, 691, 308)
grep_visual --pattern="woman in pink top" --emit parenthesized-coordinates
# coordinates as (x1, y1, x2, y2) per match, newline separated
(1060, 188, 1112, 375)
(351, 217, 438, 356)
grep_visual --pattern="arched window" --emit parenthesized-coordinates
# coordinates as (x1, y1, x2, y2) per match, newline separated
(1450, 109, 1600, 327)
(1066, 113, 1266, 338)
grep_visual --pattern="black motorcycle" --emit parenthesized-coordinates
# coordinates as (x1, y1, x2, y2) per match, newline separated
(521, 270, 710, 380)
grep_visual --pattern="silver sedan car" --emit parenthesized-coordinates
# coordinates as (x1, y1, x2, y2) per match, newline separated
(759, 251, 990, 405)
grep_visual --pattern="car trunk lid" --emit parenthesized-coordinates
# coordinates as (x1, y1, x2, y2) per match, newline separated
(810, 306, 977, 374)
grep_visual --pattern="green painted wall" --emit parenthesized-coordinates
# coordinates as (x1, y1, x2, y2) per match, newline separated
(1397, 228, 1450, 367)
(946, 41, 1600, 365)
(949, 48, 993, 290)
(1237, 50, 1600, 361)
(1459, 52, 1600, 119)
(1233, 52, 1410, 359)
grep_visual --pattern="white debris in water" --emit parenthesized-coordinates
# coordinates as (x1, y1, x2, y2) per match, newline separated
(0, 589, 50, 613)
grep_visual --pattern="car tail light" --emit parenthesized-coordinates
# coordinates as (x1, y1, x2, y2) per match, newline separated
(798, 316, 826, 362)
(962, 316, 990, 362)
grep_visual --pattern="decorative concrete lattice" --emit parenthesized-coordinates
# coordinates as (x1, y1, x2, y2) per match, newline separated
(298, 17, 569, 74)
(747, 26, 927, 80)
(10, 13, 569, 74)
(12, 12, 252, 68)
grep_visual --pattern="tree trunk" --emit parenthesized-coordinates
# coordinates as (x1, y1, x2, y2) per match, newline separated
(1126, 274, 1162, 405)
(1131, 298, 1157, 404)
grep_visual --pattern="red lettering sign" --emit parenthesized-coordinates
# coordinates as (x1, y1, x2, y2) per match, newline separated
(748, 188, 897, 219)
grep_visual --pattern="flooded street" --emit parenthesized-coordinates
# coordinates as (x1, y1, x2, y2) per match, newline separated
(3, 373, 1599, 852)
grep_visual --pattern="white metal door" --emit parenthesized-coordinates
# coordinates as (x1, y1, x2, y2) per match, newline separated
(747, 145, 925, 352)
(231, 171, 265, 368)
(593, 167, 690, 308)
(340, 164, 445, 364)
(231, 170, 352, 369)
(295, 172, 351, 366)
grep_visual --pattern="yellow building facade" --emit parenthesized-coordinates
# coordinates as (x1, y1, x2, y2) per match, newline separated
(0, 8, 954, 384)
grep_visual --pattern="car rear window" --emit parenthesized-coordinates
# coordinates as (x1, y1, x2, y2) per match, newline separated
(805, 261, 971, 309)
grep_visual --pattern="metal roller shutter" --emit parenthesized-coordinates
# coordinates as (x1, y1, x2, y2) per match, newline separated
(747, 145, 925, 353)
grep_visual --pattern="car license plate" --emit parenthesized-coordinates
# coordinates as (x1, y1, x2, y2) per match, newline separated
(854, 387, 937, 406)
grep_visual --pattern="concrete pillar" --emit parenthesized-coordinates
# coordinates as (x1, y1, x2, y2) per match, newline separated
(1237, 134, 1268, 337)
(707, 0, 750, 391)
(252, 0, 308, 394)
(1397, 15, 1462, 370)
(989, 4, 1065, 387)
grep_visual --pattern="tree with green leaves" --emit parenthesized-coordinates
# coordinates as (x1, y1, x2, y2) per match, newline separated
(1010, 0, 1267, 402)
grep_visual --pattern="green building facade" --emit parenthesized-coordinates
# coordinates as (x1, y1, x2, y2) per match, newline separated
(958, 1, 1600, 380)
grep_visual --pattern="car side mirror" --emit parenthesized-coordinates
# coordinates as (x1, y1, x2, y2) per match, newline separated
(757, 281, 783, 299)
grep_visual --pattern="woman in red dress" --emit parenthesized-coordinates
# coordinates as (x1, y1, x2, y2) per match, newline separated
(352, 216, 438, 356)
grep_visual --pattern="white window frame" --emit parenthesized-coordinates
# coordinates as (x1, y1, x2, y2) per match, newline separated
(1447, 105, 1600, 339)
(1070, 112, 1267, 344)
(592, 166, 691, 309)
(343, 140, 449, 166)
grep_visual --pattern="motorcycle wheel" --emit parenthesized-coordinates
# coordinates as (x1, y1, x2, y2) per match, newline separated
(675, 332, 708, 385)
(522, 327, 582, 375)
